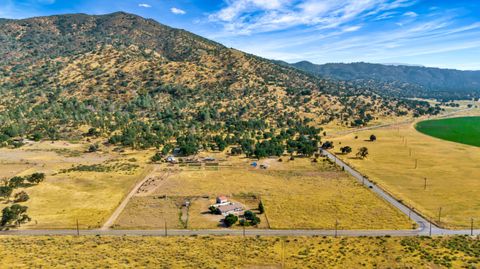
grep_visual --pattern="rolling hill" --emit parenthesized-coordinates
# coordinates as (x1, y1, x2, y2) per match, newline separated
(290, 61, 480, 100)
(0, 12, 436, 151)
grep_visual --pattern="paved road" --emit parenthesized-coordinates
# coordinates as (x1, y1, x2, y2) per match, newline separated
(1, 227, 477, 237)
(320, 149, 478, 236)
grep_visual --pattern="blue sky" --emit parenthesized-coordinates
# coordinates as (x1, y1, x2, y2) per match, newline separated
(1, 0, 480, 70)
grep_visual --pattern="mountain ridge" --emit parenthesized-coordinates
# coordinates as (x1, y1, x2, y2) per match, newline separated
(0, 12, 435, 150)
(289, 61, 480, 100)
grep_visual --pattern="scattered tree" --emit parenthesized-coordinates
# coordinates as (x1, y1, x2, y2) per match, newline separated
(370, 134, 377, 142)
(356, 147, 369, 159)
(26, 173, 45, 184)
(258, 201, 265, 214)
(340, 146, 352, 155)
(224, 214, 238, 227)
(0, 186, 13, 200)
(1, 204, 30, 227)
(321, 141, 334, 149)
(209, 206, 221, 215)
(8, 176, 24, 188)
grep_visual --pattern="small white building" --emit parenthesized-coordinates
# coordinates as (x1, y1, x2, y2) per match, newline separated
(216, 195, 228, 204)
(166, 156, 177, 163)
(217, 203, 243, 216)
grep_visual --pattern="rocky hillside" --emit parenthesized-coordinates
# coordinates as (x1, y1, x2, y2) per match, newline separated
(0, 12, 436, 151)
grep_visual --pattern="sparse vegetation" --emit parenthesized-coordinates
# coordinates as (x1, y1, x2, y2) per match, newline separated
(0, 235, 478, 268)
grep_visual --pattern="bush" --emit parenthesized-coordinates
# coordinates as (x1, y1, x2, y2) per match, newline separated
(151, 152, 163, 162)
(13, 191, 29, 203)
(88, 144, 99, 152)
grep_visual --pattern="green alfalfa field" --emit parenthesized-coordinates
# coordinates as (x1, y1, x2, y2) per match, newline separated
(415, 116, 480, 147)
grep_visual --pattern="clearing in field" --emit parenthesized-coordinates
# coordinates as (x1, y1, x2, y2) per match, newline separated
(0, 235, 477, 268)
(116, 158, 413, 230)
(331, 121, 480, 228)
(0, 142, 154, 229)
(416, 116, 480, 147)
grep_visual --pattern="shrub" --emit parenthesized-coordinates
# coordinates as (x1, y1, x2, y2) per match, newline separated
(13, 191, 29, 203)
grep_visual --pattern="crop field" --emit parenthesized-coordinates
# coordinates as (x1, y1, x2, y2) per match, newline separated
(0, 235, 477, 268)
(0, 142, 154, 229)
(117, 158, 413, 230)
(416, 116, 480, 147)
(331, 121, 480, 228)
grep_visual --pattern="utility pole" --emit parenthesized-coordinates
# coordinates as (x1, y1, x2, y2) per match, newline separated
(429, 222, 432, 236)
(471, 218, 474, 236)
(438, 207, 442, 223)
(424, 178, 427, 190)
(76, 219, 80, 236)
(414, 159, 418, 169)
(243, 221, 246, 237)
(164, 220, 167, 237)
(335, 219, 338, 238)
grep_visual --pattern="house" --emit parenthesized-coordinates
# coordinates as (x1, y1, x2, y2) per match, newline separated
(216, 196, 228, 204)
(217, 203, 243, 216)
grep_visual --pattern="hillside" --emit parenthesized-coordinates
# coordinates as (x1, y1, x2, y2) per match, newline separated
(0, 12, 436, 152)
(291, 61, 480, 100)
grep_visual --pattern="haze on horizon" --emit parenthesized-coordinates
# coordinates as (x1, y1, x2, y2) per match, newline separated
(1, 0, 480, 70)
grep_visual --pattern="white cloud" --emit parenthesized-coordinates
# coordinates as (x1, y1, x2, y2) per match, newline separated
(138, 3, 152, 8)
(171, 7, 186, 15)
(210, 0, 416, 35)
(404, 11, 418, 17)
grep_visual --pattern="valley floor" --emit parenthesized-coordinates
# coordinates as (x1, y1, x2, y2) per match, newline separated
(330, 108, 480, 229)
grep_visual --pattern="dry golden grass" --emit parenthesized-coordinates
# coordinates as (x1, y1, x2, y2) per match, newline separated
(0, 235, 477, 268)
(147, 158, 412, 230)
(331, 120, 480, 228)
(0, 143, 155, 229)
(114, 196, 182, 229)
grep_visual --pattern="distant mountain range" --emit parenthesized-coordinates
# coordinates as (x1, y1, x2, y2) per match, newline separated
(286, 61, 480, 100)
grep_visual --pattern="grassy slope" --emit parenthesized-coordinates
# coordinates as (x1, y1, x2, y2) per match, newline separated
(416, 116, 480, 147)
(0, 235, 478, 268)
(331, 122, 480, 228)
